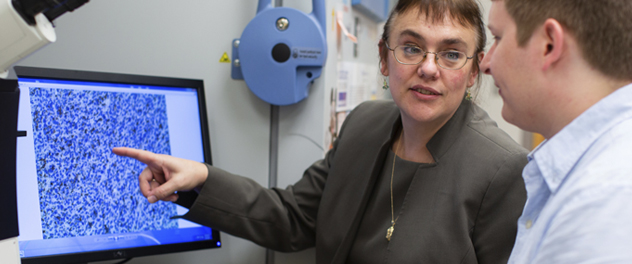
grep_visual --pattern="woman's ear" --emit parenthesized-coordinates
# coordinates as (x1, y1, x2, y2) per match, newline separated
(467, 51, 485, 87)
(379, 39, 389, 76)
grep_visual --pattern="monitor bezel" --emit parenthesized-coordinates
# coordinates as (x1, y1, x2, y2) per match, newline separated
(13, 66, 220, 264)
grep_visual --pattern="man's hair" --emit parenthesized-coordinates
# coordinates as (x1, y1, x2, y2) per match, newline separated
(500, 0, 632, 81)
(379, 0, 487, 91)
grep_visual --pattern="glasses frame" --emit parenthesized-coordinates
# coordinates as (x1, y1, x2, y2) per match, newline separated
(384, 41, 475, 70)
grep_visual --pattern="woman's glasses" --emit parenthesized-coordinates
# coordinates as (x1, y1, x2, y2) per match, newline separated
(385, 41, 474, 70)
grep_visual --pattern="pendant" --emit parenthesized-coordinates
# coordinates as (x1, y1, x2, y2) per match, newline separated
(386, 225, 394, 241)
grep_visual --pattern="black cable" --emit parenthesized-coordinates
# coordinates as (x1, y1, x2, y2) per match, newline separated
(44, 0, 89, 21)
(11, 0, 89, 25)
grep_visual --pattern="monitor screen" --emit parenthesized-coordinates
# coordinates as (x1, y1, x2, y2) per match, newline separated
(14, 66, 220, 264)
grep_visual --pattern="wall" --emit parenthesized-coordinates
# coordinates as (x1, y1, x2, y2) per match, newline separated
(15, 0, 525, 263)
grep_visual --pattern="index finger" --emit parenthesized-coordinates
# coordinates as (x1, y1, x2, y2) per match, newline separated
(112, 147, 157, 165)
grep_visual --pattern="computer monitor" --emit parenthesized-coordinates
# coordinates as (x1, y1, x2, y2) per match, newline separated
(14, 66, 220, 264)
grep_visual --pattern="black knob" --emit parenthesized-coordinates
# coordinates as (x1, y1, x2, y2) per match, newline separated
(272, 43, 291, 63)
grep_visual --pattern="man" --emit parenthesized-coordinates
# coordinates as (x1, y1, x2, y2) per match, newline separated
(481, 0, 632, 263)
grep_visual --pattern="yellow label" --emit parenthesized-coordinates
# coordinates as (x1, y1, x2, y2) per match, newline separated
(332, 9, 335, 31)
(219, 52, 231, 63)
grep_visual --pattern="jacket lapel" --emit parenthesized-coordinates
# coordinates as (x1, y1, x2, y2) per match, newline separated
(318, 101, 401, 263)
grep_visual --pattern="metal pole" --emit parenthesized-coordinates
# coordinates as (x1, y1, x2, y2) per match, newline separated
(267, 1, 282, 262)
(266, 105, 279, 264)
(268, 105, 280, 190)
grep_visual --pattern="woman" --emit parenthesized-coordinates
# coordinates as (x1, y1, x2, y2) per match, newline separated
(114, 0, 527, 263)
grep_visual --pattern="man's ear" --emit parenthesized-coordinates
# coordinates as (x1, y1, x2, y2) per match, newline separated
(541, 18, 565, 71)
(379, 39, 389, 76)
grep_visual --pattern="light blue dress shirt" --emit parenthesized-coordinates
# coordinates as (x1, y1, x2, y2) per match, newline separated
(508, 83, 632, 264)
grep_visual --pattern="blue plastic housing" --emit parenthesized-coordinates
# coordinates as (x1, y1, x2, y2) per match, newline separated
(233, 0, 327, 106)
(352, 0, 389, 22)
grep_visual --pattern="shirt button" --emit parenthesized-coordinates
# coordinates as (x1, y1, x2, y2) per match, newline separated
(526, 220, 533, 229)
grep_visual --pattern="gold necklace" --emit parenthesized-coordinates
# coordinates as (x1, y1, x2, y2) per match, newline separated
(386, 132, 403, 242)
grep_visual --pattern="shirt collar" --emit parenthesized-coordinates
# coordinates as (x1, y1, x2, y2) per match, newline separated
(531, 83, 632, 193)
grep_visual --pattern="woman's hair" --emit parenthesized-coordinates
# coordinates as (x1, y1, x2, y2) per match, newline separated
(379, 0, 487, 96)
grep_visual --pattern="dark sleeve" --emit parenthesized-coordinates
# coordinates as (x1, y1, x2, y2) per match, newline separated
(472, 152, 527, 264)
(179, 144, 336, 252)
(175, 189, 198, 209)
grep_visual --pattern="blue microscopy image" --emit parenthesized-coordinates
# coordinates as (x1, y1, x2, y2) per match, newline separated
(29, 88, 178, 240)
